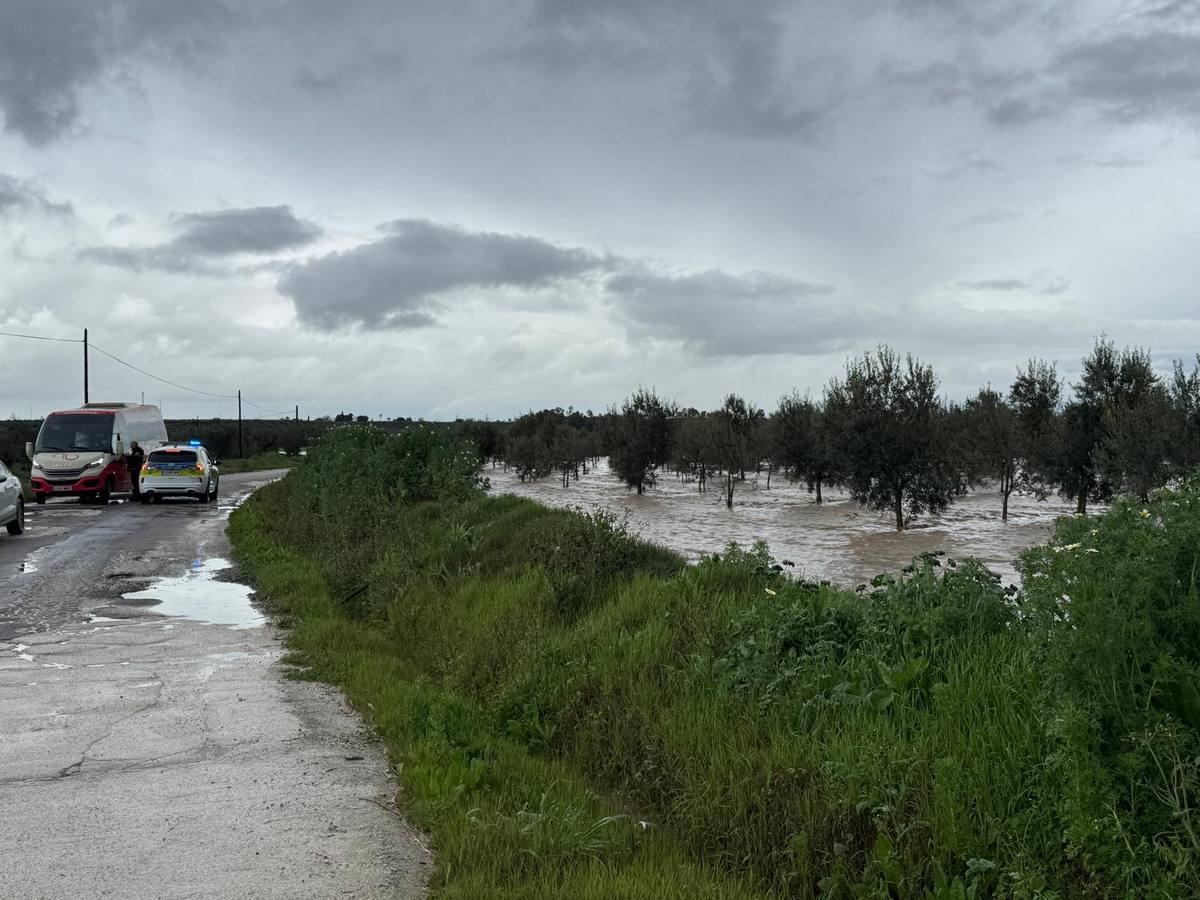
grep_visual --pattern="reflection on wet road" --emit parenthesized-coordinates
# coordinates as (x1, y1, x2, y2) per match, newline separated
(119, 557, 265, 630)
(489, 459, 1083, 586)
(0, 474, 279, 642)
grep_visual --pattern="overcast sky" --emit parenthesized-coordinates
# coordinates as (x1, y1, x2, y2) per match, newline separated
(2, 0, 1199, 420)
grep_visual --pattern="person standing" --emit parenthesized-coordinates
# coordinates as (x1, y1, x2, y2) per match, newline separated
(126, 441, 145, 500)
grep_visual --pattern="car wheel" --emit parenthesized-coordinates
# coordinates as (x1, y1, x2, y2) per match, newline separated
(139, 493, 151, 505)
(199, 483, 210, 503)
(209, 479, 218, 502)
(6, 499, 24, 535)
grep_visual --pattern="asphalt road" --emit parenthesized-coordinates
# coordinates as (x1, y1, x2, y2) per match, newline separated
(0, 473, 428, 899)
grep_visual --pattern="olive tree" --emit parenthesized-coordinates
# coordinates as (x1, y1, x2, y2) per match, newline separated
(962, 387, 1020, 521)
(1171, 355, 1200, 476)
(828, 346, 963, 530)
(773, 390, 839, 502)
(711, 394, 763, 508)
(672, 411, 717, 492)
(609, 387, 677, 494)
(1060, 339, 1166, 511)
(1008, 358, 1062, 499)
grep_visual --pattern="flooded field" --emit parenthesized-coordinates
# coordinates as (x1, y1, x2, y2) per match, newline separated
(487, 459, 1081, 587)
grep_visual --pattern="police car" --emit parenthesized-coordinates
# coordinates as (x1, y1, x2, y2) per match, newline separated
(139, 441, 220, 504)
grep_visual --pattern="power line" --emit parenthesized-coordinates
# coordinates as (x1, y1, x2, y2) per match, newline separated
(93, 341, 294, 416)
(242, 397, 292, 416)
(0, 329, 82, 344)
(88, 342, 239, 400)
(7, 329, 298, 418)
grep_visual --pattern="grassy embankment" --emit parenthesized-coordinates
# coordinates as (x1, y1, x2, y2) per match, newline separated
(219, 452, 301, 474)
(229, 425, 1200, 898)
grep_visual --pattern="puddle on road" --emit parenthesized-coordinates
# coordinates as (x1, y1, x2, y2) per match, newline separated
(120, 558, 265, 630)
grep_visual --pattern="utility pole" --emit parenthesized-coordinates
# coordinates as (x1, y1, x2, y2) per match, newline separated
(237, 390, 243, 459)
(83, 328, 89, 404)
(295, 404, 299, 422)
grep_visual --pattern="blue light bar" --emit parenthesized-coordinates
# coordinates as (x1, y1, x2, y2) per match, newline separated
(188, 439, 202, 446)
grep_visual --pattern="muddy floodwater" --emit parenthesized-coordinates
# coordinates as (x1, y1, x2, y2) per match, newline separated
(488, 459, 1082, 587)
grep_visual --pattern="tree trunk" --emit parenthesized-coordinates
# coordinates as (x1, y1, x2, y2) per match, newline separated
(1076, 493, 1086, 515)
(766, 462, 773, 489)
(815, 479, 823, 503)
(895, 489, 904, 531)
(637, 478, 644, 495)
(1002, 490, 1009, 523)
(726, 472, 734, 508)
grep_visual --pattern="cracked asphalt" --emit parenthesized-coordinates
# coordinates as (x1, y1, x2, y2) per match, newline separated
(0, 473, 429, 899)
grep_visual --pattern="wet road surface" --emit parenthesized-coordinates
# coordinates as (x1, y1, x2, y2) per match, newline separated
(490, 459, 1082, 585)
(0, 472, 428, 899)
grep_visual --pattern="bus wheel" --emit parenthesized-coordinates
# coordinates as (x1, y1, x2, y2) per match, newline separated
(97, 479, 112, 505)
(35, 494, 46, 505)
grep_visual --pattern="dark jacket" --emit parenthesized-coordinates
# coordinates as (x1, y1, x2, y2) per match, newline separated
(126, 446, 145, 475)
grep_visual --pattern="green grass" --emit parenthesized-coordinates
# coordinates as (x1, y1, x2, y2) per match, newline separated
(229, 425, 1200, 898)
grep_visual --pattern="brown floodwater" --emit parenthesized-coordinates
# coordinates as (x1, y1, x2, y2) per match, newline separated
(486, 459, 1082, 587)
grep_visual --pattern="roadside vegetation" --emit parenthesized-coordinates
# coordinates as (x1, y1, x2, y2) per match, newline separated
(217, 451, 300, 474)
(230, 424, 1200, 898)
(470, 338, 1200, 528)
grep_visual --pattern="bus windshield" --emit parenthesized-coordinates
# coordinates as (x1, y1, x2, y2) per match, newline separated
(36, 413, 116, 454)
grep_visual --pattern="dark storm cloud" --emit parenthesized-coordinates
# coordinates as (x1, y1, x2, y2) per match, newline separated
(1054, 32, 1200, 126)
(80, 206, 322, 273)
(510, 0, 838, 140)
(883, 10, 1200, 132)
(0, 0, 235, 145)
(1057, 153, 1146, 169)
(170, 207, 323, 256)
(950, 208, 1023, 230)
(293, 50, 406, 96)
(278, 219, 607, 330)
(954, 273, 1070, 295)
(0, 172, 73, 218)
(1138, 0, 1200, 21)
(605, 268, 862, 356)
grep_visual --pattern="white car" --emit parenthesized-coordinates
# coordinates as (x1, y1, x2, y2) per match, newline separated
(139, 443, 220, 504)
(0, 461, 25, 536)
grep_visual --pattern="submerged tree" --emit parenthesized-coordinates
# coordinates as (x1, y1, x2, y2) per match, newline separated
(1009, 358, 1062, 499)
(711, 394, 763, 508)
(672, 411, 716, 492)
(1094, 345, 1171, 501)
(963, 387, 1020, 521)
(1170, 355, 1200, 476)
(774, 391, 839, 502)
(829, 346, 963, 529)
(1059, 339, 1165, 511)
(609, 387, 677, 494)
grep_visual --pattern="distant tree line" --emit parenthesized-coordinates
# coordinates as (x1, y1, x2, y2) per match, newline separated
(0, 417, 329, 465)
(458, 338, 1200, 530)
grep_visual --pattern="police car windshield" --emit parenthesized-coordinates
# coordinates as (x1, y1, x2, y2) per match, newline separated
(36, 413, 115, 453)
(149, 450, 198, 465)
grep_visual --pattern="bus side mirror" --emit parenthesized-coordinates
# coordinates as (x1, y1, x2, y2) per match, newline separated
(24, 442, 33, 459)
(113, 438, 126, 456)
